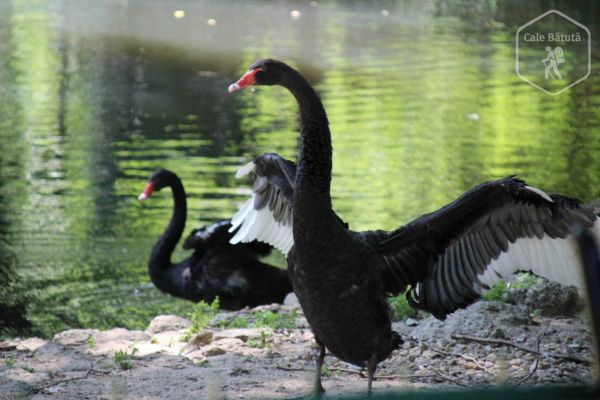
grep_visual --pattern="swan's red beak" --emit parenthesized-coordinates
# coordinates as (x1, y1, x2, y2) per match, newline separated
(228, 68, 259, 93)
(138, 182, 155, 201)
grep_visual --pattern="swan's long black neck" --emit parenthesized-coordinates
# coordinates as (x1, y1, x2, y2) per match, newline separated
(283, 70, 332, 206)
(148, 177, 187, 293)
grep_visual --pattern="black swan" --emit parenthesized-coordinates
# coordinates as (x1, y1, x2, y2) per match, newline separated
(227, 59, 600, 395)
(138, 168, 292, 310)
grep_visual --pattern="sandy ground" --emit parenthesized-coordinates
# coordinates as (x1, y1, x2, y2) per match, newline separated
(0, 289, 595, 400)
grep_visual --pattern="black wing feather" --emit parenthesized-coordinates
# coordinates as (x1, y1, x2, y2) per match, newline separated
(367, 177, 596, 319)
(231, 153, 349, 254)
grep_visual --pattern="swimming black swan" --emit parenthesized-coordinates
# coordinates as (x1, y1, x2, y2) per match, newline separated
(138, 168, 291, 310)
(227, 59, 600, 396)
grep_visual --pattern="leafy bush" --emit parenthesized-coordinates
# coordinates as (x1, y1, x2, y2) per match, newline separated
(388, 295, 417, 320)
(482, 273, 540, 301)
(5, 354, 15, 368)
(181, 297, 220, 341)
(482, 281, 507, 301)
(113, 348, 138, 370)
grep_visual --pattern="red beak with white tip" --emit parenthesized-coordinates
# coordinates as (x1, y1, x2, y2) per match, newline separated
(228, 68, 259, 92)
(138, 182, 155, 201)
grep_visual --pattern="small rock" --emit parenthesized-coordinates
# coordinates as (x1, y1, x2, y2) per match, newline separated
(492, 328, 506, 338)
(0, 340, 19, 351)
(32, 342, 93, 373)
(405, 318, 419, 327)
(213, 328, 262, 342)
(464, 362, 478, 370)
(147, 315, 191, 334)
(509, 358, 522, 366)
(53, 329, 98, 346)
(230, 367, 250, 376)
(295, 316, 309, 329)
(506, 282, 581, 316)
(252, 304, 280, 313)
(204, 347, 226, 357)
(284, 292, 300, 308)
(16, 338, 47, 352)
(421, 350, 436, 359)
(0, 367, 48, 393)
(94, 328, 150, 344)
(190, 331, 214, 347)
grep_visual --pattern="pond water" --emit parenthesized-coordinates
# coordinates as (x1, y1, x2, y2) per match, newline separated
(1, 0, 599, 338)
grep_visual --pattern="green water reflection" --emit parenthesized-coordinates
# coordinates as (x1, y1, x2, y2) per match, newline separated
(0, 0, 599, 338)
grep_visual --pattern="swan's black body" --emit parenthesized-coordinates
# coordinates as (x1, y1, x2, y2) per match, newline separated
(141, 169, 291, 310)
(228, 59, 599, 395)
(271, 60, 402, 384)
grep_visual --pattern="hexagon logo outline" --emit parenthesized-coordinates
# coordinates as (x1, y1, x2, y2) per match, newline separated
(516, 9, 591, 96)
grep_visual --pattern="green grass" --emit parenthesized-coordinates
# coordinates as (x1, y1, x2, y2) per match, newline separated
(113, 348, 138, 370)
(320, 365, 342, 378)
(252, 310, 297, 330)
(5, 354, 15, 368)
(227, 315, 250, 328)
(215, 309, 297, 330)
(388, 295, 417, 320)
(511, 273, 539, 289)
(482, 273, 540, 301)
(247, 330, 273, 348)
(181, 297, 220, 341)
(482, 281, 507, 301)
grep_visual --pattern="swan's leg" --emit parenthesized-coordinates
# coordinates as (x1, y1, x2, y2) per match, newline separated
(366, 353, 378, 397)
(313, 339, 326, 397)
(285, 339, 325, 400)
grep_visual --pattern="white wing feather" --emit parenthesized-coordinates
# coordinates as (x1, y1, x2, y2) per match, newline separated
(229, 162, 294, 256)
(477, 219, 600, 290)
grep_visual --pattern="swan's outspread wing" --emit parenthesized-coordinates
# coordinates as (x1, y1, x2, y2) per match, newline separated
(229, 153, 296, 256)
(375, 177, 599, 319)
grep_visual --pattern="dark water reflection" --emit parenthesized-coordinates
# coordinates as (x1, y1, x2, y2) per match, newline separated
(1, 0, 599, 338)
